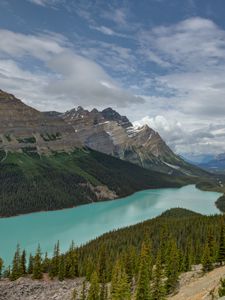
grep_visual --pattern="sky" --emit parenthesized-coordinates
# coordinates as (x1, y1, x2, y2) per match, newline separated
(0, 0, 225, 157)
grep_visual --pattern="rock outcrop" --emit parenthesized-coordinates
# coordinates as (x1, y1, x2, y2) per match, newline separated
(0, 90, 81, 154)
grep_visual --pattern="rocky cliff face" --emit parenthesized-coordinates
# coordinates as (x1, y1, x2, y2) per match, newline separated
(0, 90, 81, 154)
(62, 106, 203, 175)
(0, 89, 204, 176)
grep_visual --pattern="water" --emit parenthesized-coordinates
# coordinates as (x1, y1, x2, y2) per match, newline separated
(0, 185, 222, 266)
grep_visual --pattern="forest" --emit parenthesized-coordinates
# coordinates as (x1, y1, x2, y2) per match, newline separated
(0, 148, 187, 217)
(2, 208, 225, 299)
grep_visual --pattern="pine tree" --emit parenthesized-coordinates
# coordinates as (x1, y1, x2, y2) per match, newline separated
(111, 260, 130, 300)
(64, 242, 79, 279)
(86, 257, 93, 281)
(49, 241, 60, 279)
(100, 277, 108, 300)
(165, 239, 180, 294)
(219, 277, 225, 297)
(88, 271, 100, 300)
(159, 226, 169, 265)
(135, 242, 151, 300)
(202, 242, 213, 272)
(32, 244, 43, 279)
(151, 251, 165, 300)
(42, 252, 50, 273)
(20, 250, 26, 275)
(58, 256, 65, 281)
(10, 244, 23, 281)
(98, 245, 107, 283)
(28, 254, 34, 274)
(124, 246, 138, 283)
(207, 229, 217, 263)
(217, 222, 225, 265)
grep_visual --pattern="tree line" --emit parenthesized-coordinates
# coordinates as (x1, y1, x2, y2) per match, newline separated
(2, 208, 225, 299)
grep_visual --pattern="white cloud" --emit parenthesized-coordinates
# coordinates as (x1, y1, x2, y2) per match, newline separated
(27, 0, 60, 7)
(90, 25, 127, 38)
(0, 29, 66, 60)
(0, 29, 143, 111)
(46, 51, 144, 107)
(133, 17, 225, 154)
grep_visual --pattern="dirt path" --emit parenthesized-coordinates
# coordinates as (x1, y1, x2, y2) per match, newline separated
(169, 266, 225, 300)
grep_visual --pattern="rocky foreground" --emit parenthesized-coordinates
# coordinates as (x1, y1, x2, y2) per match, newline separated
(0, 276, 85, 300)
(169, 265, 225, 300)
(1, 266, 225, 300)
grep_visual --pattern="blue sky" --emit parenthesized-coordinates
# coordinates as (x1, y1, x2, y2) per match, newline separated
(0, 0, 225, 156)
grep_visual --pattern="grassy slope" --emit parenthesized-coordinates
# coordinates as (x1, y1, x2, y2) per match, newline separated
(0, 148, 189, 217)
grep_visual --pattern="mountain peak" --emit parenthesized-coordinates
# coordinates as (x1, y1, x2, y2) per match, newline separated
(101, 107, 132, 128)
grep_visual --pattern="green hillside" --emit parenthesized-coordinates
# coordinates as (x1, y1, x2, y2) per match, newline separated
(0, 148, 188, 217)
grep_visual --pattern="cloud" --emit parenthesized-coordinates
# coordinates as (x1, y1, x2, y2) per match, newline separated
(133, 115, 225, 155)
(0, 29, 143, 110)
(133, 17, 225, 155)
(90, 25, 129, 39)
(27, 0, 60, 7)
(0, 29, 66, 60)
(46, 51, 144, 107)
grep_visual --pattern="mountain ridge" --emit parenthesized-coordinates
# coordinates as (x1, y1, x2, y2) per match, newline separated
(0, 89, 207, 177)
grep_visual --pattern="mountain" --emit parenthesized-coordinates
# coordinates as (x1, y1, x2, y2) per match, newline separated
(0, 89, 81, 155)
(62, 106, 206, 176)
(199, 153, 225, 173)
(0, 89, 193, 217)
(0, 89, 205, 177)
(181, 153, 215, 164)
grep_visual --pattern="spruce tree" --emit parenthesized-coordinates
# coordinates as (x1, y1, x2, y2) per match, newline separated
(28, 254, 34, 274)
(135, 242, 151, 300)
(124, 246, 138, 283)
(42, 252, 50, 273)
(20, 250, 26, 275)
(98, 245, 107, 283)
(111, 260, 130, 300)
(165, 239, 179, 294)
(10, 244, 23, 281)
(100, 277, 108, 300)
(32, 244, 43, 279)
(88, 271, 100, 300)
(151, 251, 165, 300)
(202, 242, 213, 272)
(64, 242, 79, 279)
(217, 222, 225, 265)
(49, 241, 60, 279)
(58, 256, 65, 281)
(207, 230, 217, 263)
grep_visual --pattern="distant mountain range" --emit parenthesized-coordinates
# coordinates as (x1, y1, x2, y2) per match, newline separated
(198, 153, 225, 173)
(0, 89, 209, 216)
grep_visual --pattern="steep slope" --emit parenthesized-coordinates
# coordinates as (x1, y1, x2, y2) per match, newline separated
(0, 89, 210, 216)
(0, 89, 206, 176)
(0, 89, 81, 154)
(62, 106, 208, 176)
(0, 148, 185, 217)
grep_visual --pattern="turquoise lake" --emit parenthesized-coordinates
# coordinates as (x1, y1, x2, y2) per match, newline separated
(0, 185, 222, 266)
